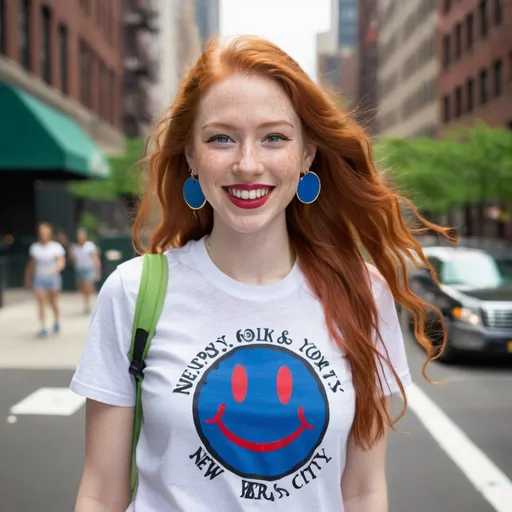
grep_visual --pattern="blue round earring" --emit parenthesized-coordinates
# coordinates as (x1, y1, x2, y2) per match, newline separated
(296, 169, 321, 204)
(183, 170, 206, 210)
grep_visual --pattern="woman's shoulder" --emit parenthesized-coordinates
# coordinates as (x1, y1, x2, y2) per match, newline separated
(108, 242, 197, 300)
(364, 262, 393, 305)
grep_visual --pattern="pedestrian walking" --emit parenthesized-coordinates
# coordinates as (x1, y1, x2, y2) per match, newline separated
(70, 36, 452, 511)
(24, 222, 65, 338)
(69, 228, 101, 314)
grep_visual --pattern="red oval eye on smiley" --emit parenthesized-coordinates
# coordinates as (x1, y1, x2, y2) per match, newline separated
(231, 365, 248, 403)
(277, 366, 293, 405)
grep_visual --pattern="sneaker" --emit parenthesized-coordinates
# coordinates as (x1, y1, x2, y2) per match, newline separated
(37, 328, 48, 338)
(53, 323, 60, 335)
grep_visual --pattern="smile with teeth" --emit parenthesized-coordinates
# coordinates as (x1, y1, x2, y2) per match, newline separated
(226, 187, 272, 200)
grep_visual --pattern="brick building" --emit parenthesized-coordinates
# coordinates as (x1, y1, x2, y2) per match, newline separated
(357, 0, 379, 133)
(0, 1, 125, 287)
(0, 0, 124, 153)
(317, 0, 359, 109)
(438, 0, 512, 132)
(122, 0, 158, 137)
(377, 0, 438, 138)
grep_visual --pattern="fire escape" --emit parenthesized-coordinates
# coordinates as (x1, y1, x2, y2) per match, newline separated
(123, 0, 158, 137)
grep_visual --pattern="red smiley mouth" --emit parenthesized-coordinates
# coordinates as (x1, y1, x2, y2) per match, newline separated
(204, 403, 314, 453)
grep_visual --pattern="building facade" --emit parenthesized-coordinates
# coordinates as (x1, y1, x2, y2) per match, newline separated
(317, 0, 359, 108)
(122, 0, 159, 137)
(152, 0, 207, 121)
(195, 0, 220, 45)
(438, 0, 512, 132)
(0, 1, 126, 288)
(377, 0, 437, 138)
(0, 0, 124, 154)
(357, 0, 379, 133)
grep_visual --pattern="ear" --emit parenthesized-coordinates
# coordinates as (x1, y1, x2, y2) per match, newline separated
(302, 141, 317, 172)
(184, 140, 196, 173)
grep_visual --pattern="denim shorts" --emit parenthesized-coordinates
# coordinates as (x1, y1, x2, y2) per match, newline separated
(76, 267, 95, 283)
(33, 274, 62, 292)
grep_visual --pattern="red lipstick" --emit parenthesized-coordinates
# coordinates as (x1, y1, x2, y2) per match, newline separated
(224, 184, 274, 210)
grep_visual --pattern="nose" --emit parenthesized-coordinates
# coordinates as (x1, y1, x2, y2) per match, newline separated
(233, 141, 264, 177)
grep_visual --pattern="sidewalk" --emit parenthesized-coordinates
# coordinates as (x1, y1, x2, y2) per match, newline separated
(0, 293, 93, 370)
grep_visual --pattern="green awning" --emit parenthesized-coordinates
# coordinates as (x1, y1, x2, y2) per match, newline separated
(0, 82, 111, 179)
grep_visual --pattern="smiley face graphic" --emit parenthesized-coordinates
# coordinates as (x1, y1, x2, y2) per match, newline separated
(192, 345, 329, 480)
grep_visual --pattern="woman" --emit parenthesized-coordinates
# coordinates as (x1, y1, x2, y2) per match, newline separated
(70, 37, 451, 511)
(24, 222, 66, 337)
(70, 228, 101, 314)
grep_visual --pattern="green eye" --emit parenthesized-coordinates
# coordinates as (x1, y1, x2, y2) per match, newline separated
(209, 135, 230, 143)
(265, 134, 288, 143)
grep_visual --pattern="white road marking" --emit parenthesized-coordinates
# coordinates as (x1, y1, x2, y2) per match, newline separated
(9, 387, 85, 416)
(406, 383, 512, 512)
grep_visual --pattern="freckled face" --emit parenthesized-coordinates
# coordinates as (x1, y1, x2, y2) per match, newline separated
(186, 73, 316, 235)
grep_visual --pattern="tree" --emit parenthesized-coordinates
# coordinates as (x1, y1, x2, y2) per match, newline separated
(375, 123, 512, 215)
(69, 138, 146, 204)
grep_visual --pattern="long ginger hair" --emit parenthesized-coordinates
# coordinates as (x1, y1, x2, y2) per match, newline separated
(134, 36, 453, 450)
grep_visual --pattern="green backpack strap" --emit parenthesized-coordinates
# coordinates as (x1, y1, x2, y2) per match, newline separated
(128, 253, 169, 502)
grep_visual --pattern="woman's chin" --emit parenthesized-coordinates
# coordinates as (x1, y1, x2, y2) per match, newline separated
(214, 208, 285, 235)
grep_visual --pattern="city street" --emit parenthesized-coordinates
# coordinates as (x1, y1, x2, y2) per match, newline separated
(0, 296, 511, 511)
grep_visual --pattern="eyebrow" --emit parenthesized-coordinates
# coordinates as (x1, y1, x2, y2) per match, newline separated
(202, 120, 294, 131)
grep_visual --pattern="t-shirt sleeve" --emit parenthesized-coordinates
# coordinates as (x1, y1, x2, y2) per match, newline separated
(372, 277, 412, 396)
(70, 268, 136, 406)
(54, 242, 66, 257)
(85, 241, 97, 254)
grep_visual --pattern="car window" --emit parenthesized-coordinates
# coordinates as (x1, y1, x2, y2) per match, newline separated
(427, 257, 443, 280)
(441, 253, 503, 288)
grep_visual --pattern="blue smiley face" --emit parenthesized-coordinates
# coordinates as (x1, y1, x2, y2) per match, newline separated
(192, 345, 329, 480)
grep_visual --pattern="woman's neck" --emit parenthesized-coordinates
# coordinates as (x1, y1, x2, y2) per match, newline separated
(207, 216, 295, 286)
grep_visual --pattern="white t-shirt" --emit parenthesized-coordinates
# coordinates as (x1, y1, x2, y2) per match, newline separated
(71, 241, 97, 269)
(70, 237, 412, 512)
(29, 241, 65, 277)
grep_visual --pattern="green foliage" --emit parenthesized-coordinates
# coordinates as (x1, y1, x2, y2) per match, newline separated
(78, 212, 100, 242)
(375, 123, 512, 214)
(69, 138, 146, 201)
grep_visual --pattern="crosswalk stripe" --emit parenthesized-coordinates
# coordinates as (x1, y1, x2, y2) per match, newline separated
(9, 387, 85, 416)
(406, 383, 512, 512)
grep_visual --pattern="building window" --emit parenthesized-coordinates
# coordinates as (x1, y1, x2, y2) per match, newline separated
(0, 0, 5, 55)
(443, 34, 451, 67)
(79, 40, 91, 108)
(19, 0, 31, 70)
(455, 87, 463, 117)
(466, 78, 474, 112)
(466, 12, 474, 50)
(494, 0, 503, 25)
(455, 23, 462, 59)
(444, 0, 451, 13)
(110, 70, 117, 125)
(80, 0, 90, 14)
(41, 6, 52, 84)
(96, 0, 102, 26)
(493, 59, 502, 96)
(443, 95, 451, 122)
(479, 0, 488, 37)
(480, 68, 488, 104)
(58, 24, 68, 94)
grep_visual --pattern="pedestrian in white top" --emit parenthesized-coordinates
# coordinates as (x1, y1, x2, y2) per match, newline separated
(70, 228, 101, 314)
(70, 36, 453, 512)
(24, 222, 66, 338)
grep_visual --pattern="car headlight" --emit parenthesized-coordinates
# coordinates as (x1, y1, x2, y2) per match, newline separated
(452, 307, 482, 326)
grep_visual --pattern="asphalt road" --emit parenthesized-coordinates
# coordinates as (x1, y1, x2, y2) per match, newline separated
(1, 329, 511, 511)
